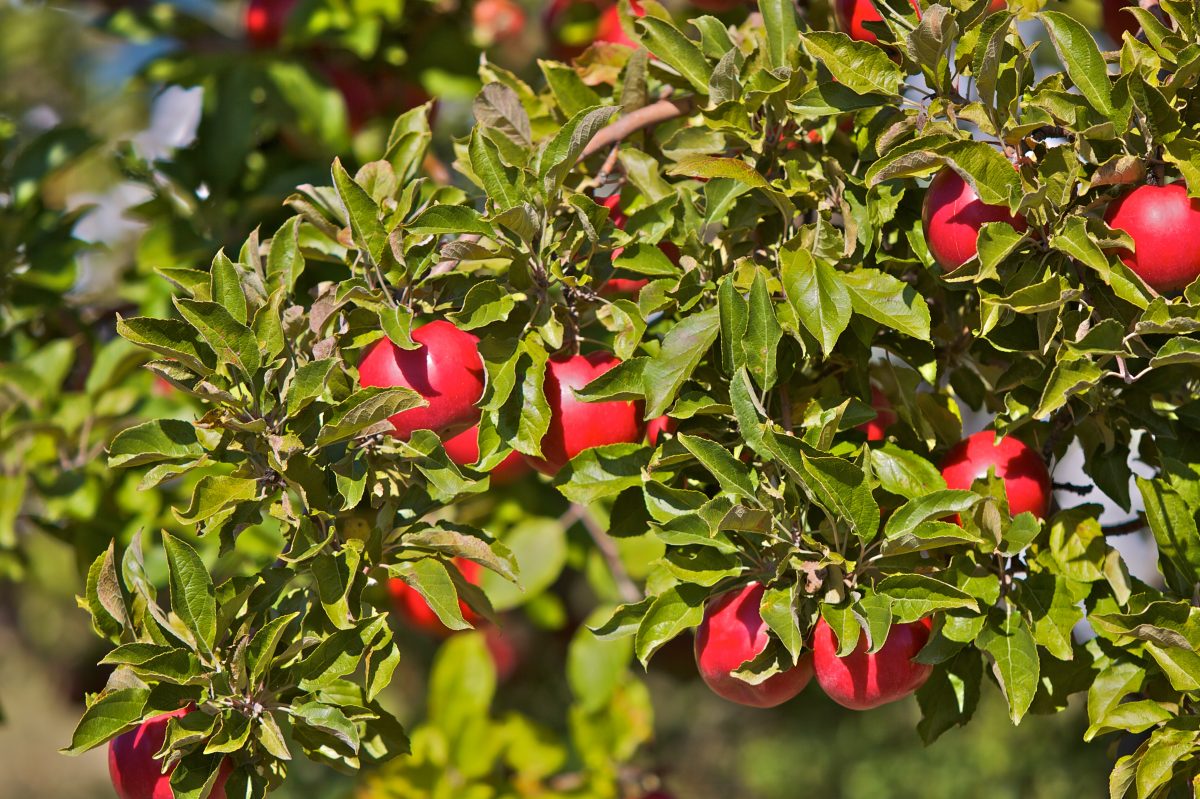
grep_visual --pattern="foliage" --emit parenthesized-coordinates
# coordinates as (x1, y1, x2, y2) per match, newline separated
(7, 0, 1200, 798)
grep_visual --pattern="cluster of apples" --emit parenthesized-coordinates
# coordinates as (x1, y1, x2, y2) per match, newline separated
(695, 417, 1052, 710)
(923, 167, 1200, 294)
(243, 0, 430, 133)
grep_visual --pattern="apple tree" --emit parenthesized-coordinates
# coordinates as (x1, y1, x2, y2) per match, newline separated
(42, 0, 1200, 797)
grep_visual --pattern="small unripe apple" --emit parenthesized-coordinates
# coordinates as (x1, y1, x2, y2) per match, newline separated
(442, 425, 531, 484)
(813, 616, 933, 710)
(921, 167, 1027, 271)
(694, 582, 814, 708)
(646, 415, 677, 446)
(472, 0, 527, 46)
(109, 709, 230, 799)
(857, 385, 896, 442)
(245, 0, 297, 48)
(1104, 183, 1200, 294)
(358, 321, 485, 441)
(389, 558, 482, 635)
(522, 352, 645, 476)
(940, 430, 1052, 519)
(1103, 0, 1137, 44)
(833, 0, 921, 44)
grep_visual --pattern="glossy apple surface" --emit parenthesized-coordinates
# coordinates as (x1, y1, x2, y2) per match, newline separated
(245, 0, 296, 48)
(694, 583, 814, 708)
(857, 385, 897, 442)
(523, 352, 645, 476)
(646, 415, 677, 446)
(834, 0, 921, 44)
(812, 616, 933, 710)
(109, 709, 230, 799)
(1104, 183, 1200, 294)
(921, 167, 1027, 271)
(389, 558, 483, 635)
(358, 321, 485, 440)
(940, 430, 1052, 519)
(442, 425, 531, 484)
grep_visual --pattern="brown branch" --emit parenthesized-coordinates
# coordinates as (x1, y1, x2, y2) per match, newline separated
(579, 96, 694, 161)
(1103, 515, 1147, 536)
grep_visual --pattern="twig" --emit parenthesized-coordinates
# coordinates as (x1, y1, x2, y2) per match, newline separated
(579, 95, 694, 160)
(565, 504, 641, 603)
(1102, 516, 1147, 536)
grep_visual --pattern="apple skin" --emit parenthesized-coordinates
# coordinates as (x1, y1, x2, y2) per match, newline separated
(940, 430, 1052, 519)
(389, 558, 483, 635)
(109, 709, 230, 799)
(472, 0, 527, 45)
(245, 0, 297, 48)
(359, 321, 485, 441)
(833, 0, 921, 44)
(694, 583, 814, 708)
(921, 167, 1027, 271)
(442, 425, 531, 484)
(1104, 183, 1200, 294)
(813, 616, 933, 710)
(522, 352, 645, 476)
(1103, 0, 1137, 44)
(857, 385, 896, 442)
(646, 415, 677, 446)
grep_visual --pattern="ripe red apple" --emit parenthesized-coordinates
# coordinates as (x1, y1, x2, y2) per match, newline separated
(358, 321, 485, 441)
(389, 558, 483, 635)
(522, 351, 645, 476)
(833, 0, 921, 44)
(940, 430, 1052, 519)
(1103, 0, 1137, 44)
(1104, 183, 1200, 294)
(921, 167, 1027, 271)
(812, 616, 933, 710)
(646, 415, 677, 446)
(473, 0, 527, 45)
(442, 425, 531, 484)
(109, 709, 230, 799)
(694, 583, 814, 708)
(245, 0, 297, 48)
(857, 385, 896, 442)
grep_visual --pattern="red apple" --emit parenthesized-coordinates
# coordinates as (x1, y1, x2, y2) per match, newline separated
(694, 583, 814, 708)
(595, 3, 638, 47)
(646, 415, 677, 446)
(857, 385, 896, 442)
(834, 0, 921, 44)
(1103, 0, 1137, 44)
(921, 167, 1027, 271)
(245, 0, 297, 48)
(940, 430, 1052, 519)
(389, 558, 483, 635)
(358, 321, 485, 441)
(442, 425, 531, 484)
(522, 351, 645, 476)
(812, 616, 933, 710)
(1104, 183, 1200, 294)
(109, 709, 230, 799)
(473, 0, 527, 45)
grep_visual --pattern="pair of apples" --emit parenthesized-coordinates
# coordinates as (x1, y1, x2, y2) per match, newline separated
(696, 429, 1052, 709)
(924, 168, 1200, 294)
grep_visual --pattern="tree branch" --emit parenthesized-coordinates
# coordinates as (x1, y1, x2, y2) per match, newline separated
(1102, 515, 1147, 536)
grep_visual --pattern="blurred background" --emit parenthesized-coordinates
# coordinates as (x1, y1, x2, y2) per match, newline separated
(0, 0, 1145, 796)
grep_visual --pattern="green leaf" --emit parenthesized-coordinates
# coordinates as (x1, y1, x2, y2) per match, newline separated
(635, 17, 714, 94)
(109, 419, 203, 468)
(758, 0, 798, 71)
(174, 475, 259, 525)
(537, 105, 617, 193)
(766, 432, 879, 539)
(634, 583, 707, 666)
(568, 615, 634, 712)
(285, 358, 338, 417)
(800, 32, 905, 97)
(743, 269, 783, 391)
(116, 316, 216, 376)
(247, 612, 299, 688)
(1041, 11, 1114, 118)
(468, 127, 520, 210)
(842, 268, 931, 341)
(408, 205, 496, 237)
(447, 280, 516, 331)
(333, 158, 387, 264)
(388, 559, 472, 631)
(553, 443, 651, 505)
(642, 306, 720, 418)
(976, 605, 1040, 724)
(781, 244, 850, 355)
(316, 386, 427, 446)
(62, 688, 150, 755)
(175, 299, 262, 380)
(678, 433, 759, 503)
(875, 574, 978, 622)
(209, 251, 248, 325)
(267, 216, 305, 293)
(1138, 477, 1200, 597)
(870, 444, 947, 497)
(163, 532, 217, 654)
